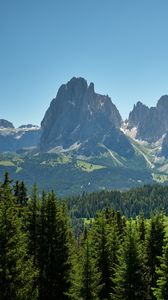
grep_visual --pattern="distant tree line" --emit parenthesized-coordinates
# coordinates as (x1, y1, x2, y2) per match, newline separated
(1, 173, 168, 299)
(67, 184, 168, 219)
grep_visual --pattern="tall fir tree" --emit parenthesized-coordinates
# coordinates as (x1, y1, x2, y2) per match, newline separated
(91, 214, 112, 299)
(37, 191, 48, 300)
(39, 191, 72, 300)
(91, 211, 122, 299)
(153, 242, 168, 300)
(27, 184, 39, 265)
(145, 213, 165, 299)
(113, 221, 147, 300)
(69, 229, 101, 300)
(14, 181, 28, 206)
(0, 174, 38, 300)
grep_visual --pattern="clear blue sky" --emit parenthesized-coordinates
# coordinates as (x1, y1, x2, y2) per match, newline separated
(1, 0, 168, 127)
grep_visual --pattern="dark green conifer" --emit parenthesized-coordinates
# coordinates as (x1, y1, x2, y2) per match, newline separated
(69, 229, 101, 300)
(113, 221, 147, 300)
(146, 213, 165, 299)
(91, 212, 119, 300)
(39, 191, 72, 300)
(0, 174, 38, 300)
(153, 242, 168, 299)
(27, 184, 39, 265)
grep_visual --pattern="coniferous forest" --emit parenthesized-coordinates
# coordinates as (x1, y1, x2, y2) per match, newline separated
(1, 173, 168, 299)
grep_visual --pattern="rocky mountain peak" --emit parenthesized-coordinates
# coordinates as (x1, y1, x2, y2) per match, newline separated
(128, 101, 149, 129)
(157, 95, 168, 108)
(40, 77, 134, 157)
(128, 95, 168, 142)
(0, 119, 14, 129)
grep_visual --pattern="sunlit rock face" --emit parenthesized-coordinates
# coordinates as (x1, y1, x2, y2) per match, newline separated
(128, 95, 168, 142)
(40, 77, 134, 158)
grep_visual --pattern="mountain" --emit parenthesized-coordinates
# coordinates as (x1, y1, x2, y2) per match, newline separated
(0, 123, 41, 152)
(2, 78, 168, 195)
(128, 95, 168, 142)
(40, 77, 134, 158)
(0, 119, 14, 129)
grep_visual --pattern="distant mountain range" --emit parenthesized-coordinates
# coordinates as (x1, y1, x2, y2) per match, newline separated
(1, 77, 168, 195)
(0, 122, 41, 152)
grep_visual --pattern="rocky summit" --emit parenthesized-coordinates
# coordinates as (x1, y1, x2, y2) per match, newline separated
(128, 95, 168, 142)
(0, 119, 14, 129)
(40, 77, 134, 157)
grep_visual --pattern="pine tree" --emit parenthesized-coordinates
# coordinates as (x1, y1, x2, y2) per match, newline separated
(37, 191, 48, 300)
(137, 212, 146, 242)
(0, 172, 12, 202)
(153, 242, 168, 299)
(14, 181, 28, 206)
(27, 184, 39, 265)
(39, 191, 72, 300)
(113, 221, 147, 300)
(146, 213, 165, 299)
(91, 214, 110, 299)
(69, 229, 101, 300)
(91, 211, 121, 299)
(0, 175, 38, 300)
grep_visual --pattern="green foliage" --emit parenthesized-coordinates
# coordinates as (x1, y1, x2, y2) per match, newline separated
(37, 191, 73, 299)
(145, 213, 166, 299)
(113, 221, 148, 300)
(1, 174, 168, 299)
(69, 230, 101, 300)
(153, 243, 168, 299)
(0, 174, 38, 300)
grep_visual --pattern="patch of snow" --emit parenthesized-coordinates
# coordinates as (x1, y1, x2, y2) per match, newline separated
(121, 125, 138, 139)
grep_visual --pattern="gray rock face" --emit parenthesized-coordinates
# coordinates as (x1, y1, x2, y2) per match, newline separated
(0, 119, 14, 128)
(128, 102, 149, 129)
(40, 77, 134, 157)
(128, 95, 168, 142)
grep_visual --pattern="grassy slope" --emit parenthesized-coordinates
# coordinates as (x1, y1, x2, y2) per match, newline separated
(0, 147, 152, 196)
(1, 137, 168, 196)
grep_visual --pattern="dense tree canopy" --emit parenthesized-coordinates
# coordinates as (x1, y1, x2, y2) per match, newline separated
(1, 173, 168, 299)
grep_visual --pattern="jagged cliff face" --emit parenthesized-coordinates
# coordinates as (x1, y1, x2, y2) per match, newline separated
(128, 95, 168, 142)
(40, 77, 134, 157)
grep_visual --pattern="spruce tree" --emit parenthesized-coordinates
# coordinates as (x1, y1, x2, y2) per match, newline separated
(113, 221, 147, 300)
(153, 242, 168, 299)
(0, 175, 38, 300)
(14, 181, 28, 206)
(69, 230, 101, 300)
(146, 213, 165, 299)
(27, 184, 39, 265)
(137, 212, 146, 242)
(37, 191, 48, 300)
(39, 191, 72, 300)
(91, 214, 111, 299)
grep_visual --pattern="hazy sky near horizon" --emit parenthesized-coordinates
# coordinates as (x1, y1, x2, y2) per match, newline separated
(1, 0, 168, 127)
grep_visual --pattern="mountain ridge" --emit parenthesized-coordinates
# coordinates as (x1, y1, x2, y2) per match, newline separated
(40, 77, 134, 158)
(1, 77, 168, 195)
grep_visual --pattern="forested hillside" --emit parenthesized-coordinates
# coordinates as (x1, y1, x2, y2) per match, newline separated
(1, 174, 168, 299)
(67, 184, 168, 219)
